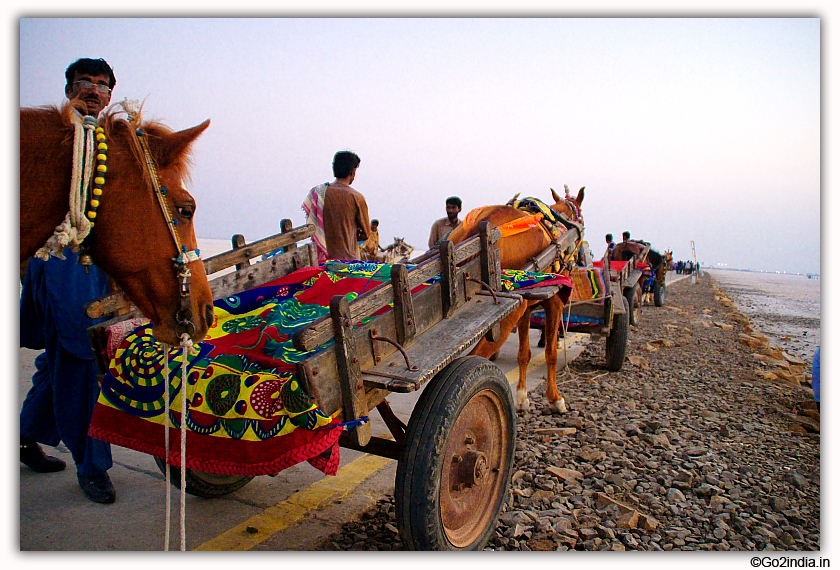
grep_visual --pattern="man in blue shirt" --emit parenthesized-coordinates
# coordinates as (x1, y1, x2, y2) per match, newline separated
(20, 58, 116, 503)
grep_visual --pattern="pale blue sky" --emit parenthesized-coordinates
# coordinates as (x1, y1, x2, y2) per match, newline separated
(17, 17, 821, 274)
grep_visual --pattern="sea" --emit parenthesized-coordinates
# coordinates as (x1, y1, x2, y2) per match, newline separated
(706, 269, 820, 363)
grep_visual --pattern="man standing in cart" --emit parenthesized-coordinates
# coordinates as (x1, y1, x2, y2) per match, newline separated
(19, 58, 116, 504)
(428, 196, 462, 249)
(324, 151, 371, 260)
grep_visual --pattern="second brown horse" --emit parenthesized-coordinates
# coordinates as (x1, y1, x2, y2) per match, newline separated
(447, 187, 584, 413)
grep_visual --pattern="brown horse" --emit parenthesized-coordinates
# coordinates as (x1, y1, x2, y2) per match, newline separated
(447, 187, 584, 413)
(20, 104, 214, 345)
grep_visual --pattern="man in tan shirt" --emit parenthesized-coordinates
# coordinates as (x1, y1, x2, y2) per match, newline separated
(428, 196, 462, 248)
(323, 151, 371, 260)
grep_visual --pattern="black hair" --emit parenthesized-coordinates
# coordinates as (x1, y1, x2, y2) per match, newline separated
(371, 219, 379, 225)
(65, 58, 116, 89)
(333, 151, 361, 179)
(606, 233, 613, 241)
(445, 196, 462, 208)
(622, 231, 631, 240)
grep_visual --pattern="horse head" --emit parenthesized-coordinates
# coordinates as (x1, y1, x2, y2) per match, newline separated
(20, 105, 215, 345)
(549, 186, 585, 225)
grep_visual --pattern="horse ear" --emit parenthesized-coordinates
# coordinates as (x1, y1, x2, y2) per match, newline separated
(576, 186, 585, 206)
(550, 187, 562, 203)
(153, 119, 211, 169)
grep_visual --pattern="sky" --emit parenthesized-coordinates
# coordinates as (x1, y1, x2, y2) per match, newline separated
(16, 15, 821, 275)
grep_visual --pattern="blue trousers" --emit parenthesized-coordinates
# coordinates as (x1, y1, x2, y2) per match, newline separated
(20, 251, 112, 477)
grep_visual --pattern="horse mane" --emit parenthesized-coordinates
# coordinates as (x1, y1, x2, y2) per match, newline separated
(647, 248, 663, 269)
(99, 109, 197, 186)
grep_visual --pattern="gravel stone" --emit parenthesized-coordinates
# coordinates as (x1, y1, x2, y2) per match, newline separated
(315, 275, 819, 551)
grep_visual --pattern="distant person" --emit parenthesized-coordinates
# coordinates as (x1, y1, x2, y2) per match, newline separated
(20, 57, 117, 504)
(303, 151, 371, 261)
(428, 196, 462, 249)
(361, 219, 385, 260)
(615, 230, 645, 262)
(813, 346, 820, 412)
(604, 233, 615, 261)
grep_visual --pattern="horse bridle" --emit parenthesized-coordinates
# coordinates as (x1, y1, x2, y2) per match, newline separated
(134, 128, 201, 340)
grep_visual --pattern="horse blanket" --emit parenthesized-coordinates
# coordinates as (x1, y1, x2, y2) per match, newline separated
(531, 265, 607, 328)
(89, 261, 573, 477)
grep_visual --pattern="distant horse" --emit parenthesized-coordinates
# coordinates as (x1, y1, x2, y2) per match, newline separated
(613, 240, 666, 308)
(447, 186, 584, 413)
(360, 237, 414, 264)
(384, 237, 414, 263)
(20, 104, 214, 345)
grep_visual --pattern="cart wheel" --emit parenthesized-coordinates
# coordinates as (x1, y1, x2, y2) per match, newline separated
(624, 284, 641, 326)
(395, 356, 515, 550)
(153, 457, 254, 498)
(605, 296, 629, 372)
(653, 281, 666, 307)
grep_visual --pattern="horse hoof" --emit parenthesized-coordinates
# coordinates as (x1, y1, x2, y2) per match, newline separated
(549, 397, 567, 414)
(516, 390, 530, 412)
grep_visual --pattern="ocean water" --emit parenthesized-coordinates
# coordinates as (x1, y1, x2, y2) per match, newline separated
(706, 269, 820, 363)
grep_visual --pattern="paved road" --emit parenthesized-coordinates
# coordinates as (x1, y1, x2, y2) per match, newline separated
(19, 270, 687, 551)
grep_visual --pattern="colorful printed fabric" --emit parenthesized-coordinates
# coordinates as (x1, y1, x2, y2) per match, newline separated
(531, 266, 605, 328)
(568, 267, 605, 302)
(89, 260, 572, 478)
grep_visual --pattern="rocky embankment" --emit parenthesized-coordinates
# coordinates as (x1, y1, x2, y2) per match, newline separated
(317, 274, 820, 551)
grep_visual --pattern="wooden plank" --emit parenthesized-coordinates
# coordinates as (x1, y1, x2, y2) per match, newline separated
(330, 295, 372, 447)
(201, 223, 315, 275)
(85, 290, 133, 319)
(231, 234, 250, 271)
(390, 263, 416, 345)
(280, 219, 297, 251)
(439, 240, 458, 318)
(359, 293, 522, 392)
(208, 244, 316, 300)
(293, 233, 490, 352)
(301, 255, 504, 413)
(565, 300, 608, 320)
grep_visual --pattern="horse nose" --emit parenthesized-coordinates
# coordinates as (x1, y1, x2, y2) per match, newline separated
(203, 303, 215, 330)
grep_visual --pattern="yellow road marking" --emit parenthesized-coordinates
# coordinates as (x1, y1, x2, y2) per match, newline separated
(194, 453, 393, 551)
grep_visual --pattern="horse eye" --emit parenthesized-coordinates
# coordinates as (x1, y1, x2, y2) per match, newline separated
(177, 205, 195, 220)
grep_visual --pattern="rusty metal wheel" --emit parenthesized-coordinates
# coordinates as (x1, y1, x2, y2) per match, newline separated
(395, 356, 515, 550)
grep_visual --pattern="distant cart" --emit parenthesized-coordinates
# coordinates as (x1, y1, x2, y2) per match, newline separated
(86, 219, 523, 551)
(522, 218, 630, 372)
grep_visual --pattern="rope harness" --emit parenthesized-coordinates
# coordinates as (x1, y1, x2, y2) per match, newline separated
(35, 113, 98, 260)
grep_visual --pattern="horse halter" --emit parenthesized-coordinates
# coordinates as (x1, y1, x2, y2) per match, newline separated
(134, 128, 201, 340)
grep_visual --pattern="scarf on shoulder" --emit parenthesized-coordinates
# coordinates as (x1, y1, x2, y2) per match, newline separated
(302, 183, 329, 263)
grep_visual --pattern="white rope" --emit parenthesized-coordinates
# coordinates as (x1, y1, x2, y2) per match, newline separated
(161, 336, 193, 552)
(179, 334, 193, 552)
(35, 112, 96, 260)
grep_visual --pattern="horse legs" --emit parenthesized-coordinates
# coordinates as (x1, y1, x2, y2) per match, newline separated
(541, 294, 567, 413)
(514, 302, 535, 411)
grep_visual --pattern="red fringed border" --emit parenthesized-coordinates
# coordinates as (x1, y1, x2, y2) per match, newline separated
(89, 404, 344, 477)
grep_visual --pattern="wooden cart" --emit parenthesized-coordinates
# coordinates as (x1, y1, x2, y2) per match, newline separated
(520, 219, 630, 372)
(86, 219, 522, 551)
